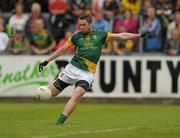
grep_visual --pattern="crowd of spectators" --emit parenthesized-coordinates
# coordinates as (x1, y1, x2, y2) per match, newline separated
(0, 0, 180, 56)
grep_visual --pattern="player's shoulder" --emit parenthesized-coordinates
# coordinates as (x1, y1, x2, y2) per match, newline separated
(72, 31, 81, 36)
(93, 29, 108, 36)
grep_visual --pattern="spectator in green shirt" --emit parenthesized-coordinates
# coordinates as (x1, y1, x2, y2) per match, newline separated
(30, 19, 56, 55)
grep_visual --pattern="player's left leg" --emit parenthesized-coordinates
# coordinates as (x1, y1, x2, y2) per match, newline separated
(56, 80, 89, 125)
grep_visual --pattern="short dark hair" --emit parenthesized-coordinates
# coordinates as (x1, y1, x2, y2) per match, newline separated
(79, 14, 93, 24)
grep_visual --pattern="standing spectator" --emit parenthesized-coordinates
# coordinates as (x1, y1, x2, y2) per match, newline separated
(93, 9, 109, 31)
(29, 19, 56, 55)
(6, 30, 29, 54)
(48, 0, 69, 42)
(167, 11, 180, 39)
(142, 7, 161, 52)
(0, 19, 9, 54)
(121, 0, 141, 15)
(8, 3, 28, 31)
(25, 3, 49, 40)
(165, 29, 180, 55)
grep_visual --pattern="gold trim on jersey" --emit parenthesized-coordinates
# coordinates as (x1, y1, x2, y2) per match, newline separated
(106, 32, 112, 41)
(65, 37, 74, 47)
(80, 57, 96, 73)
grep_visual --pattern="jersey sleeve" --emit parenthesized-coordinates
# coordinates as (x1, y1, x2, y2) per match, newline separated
(106, 32, 112, 41)
(100, 31, 113, 43)
(64, 32, 78, 47)
(65, 36, 74, 47)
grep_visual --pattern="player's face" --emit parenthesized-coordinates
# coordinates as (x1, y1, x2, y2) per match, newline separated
(79, 19, 92, 34)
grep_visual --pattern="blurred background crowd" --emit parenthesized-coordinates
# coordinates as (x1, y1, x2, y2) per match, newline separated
(0, 0, 180, 56)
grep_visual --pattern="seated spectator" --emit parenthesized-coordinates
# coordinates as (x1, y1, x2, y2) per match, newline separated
(112, 26, 134, 56)
(103, 0, 119, 21)
(93, 9, 109, 32)
(114, 9, 138, 33)
(8, 3, 28, 31)
(0, 19, 9, 54)
(6, 30, 29, 54)
(167, 11, 180, 39)
(121, 0, 141, 15)
(29, 19, 56, 55)
(165, 29, 180, 55)
(142, 7, 161, 52)
(48, 0, 69, 42)
(54, 30, 75, 54)
(25, 2, 50, 40)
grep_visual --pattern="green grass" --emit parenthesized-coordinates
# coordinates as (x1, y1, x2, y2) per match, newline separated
(0, 102, 180, 138)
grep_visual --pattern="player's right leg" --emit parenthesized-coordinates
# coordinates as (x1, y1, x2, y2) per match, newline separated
(37, 78, 70, 100)
(49, 78, 70, 97)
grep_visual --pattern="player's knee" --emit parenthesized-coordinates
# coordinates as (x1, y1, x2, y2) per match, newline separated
(75, 80, 90, 92)
(52, 78, 70, 97)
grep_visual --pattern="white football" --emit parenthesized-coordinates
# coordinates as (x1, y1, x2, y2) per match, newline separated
(36, 86, 51, 101)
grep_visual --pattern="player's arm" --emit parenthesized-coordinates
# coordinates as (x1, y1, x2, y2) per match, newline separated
(110, 32, 152, 40)
(47, 44, 69, 62)
(39, 37, 74, 72)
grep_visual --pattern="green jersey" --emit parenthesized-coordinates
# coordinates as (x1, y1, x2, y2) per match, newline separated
(30, 29, 54, 49)
(65, 30, 112, 73)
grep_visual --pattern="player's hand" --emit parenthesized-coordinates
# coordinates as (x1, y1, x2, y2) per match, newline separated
(39, 60, 48, 72)
(141, 32, 153, 39)
(6, 24, 15, 38)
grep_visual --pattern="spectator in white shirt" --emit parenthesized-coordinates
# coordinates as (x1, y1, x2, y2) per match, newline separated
(167, 11, 180, 39)
(0, 19, 9, 54)
(8, 2, 28, 31)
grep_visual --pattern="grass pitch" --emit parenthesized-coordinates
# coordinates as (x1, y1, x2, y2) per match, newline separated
(0, 102, 180, 138)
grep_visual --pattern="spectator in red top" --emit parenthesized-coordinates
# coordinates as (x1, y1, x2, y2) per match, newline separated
(48, 0, 68, 15)
(54, 30, 75, 54)
(114, 9, 138, 33)
(48, 0, 69, 42)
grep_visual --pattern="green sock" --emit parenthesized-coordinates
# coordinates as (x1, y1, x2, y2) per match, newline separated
(57, 114, 67, 123)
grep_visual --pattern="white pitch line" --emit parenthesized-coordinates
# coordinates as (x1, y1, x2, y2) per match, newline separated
(33, 126, 139, 138)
